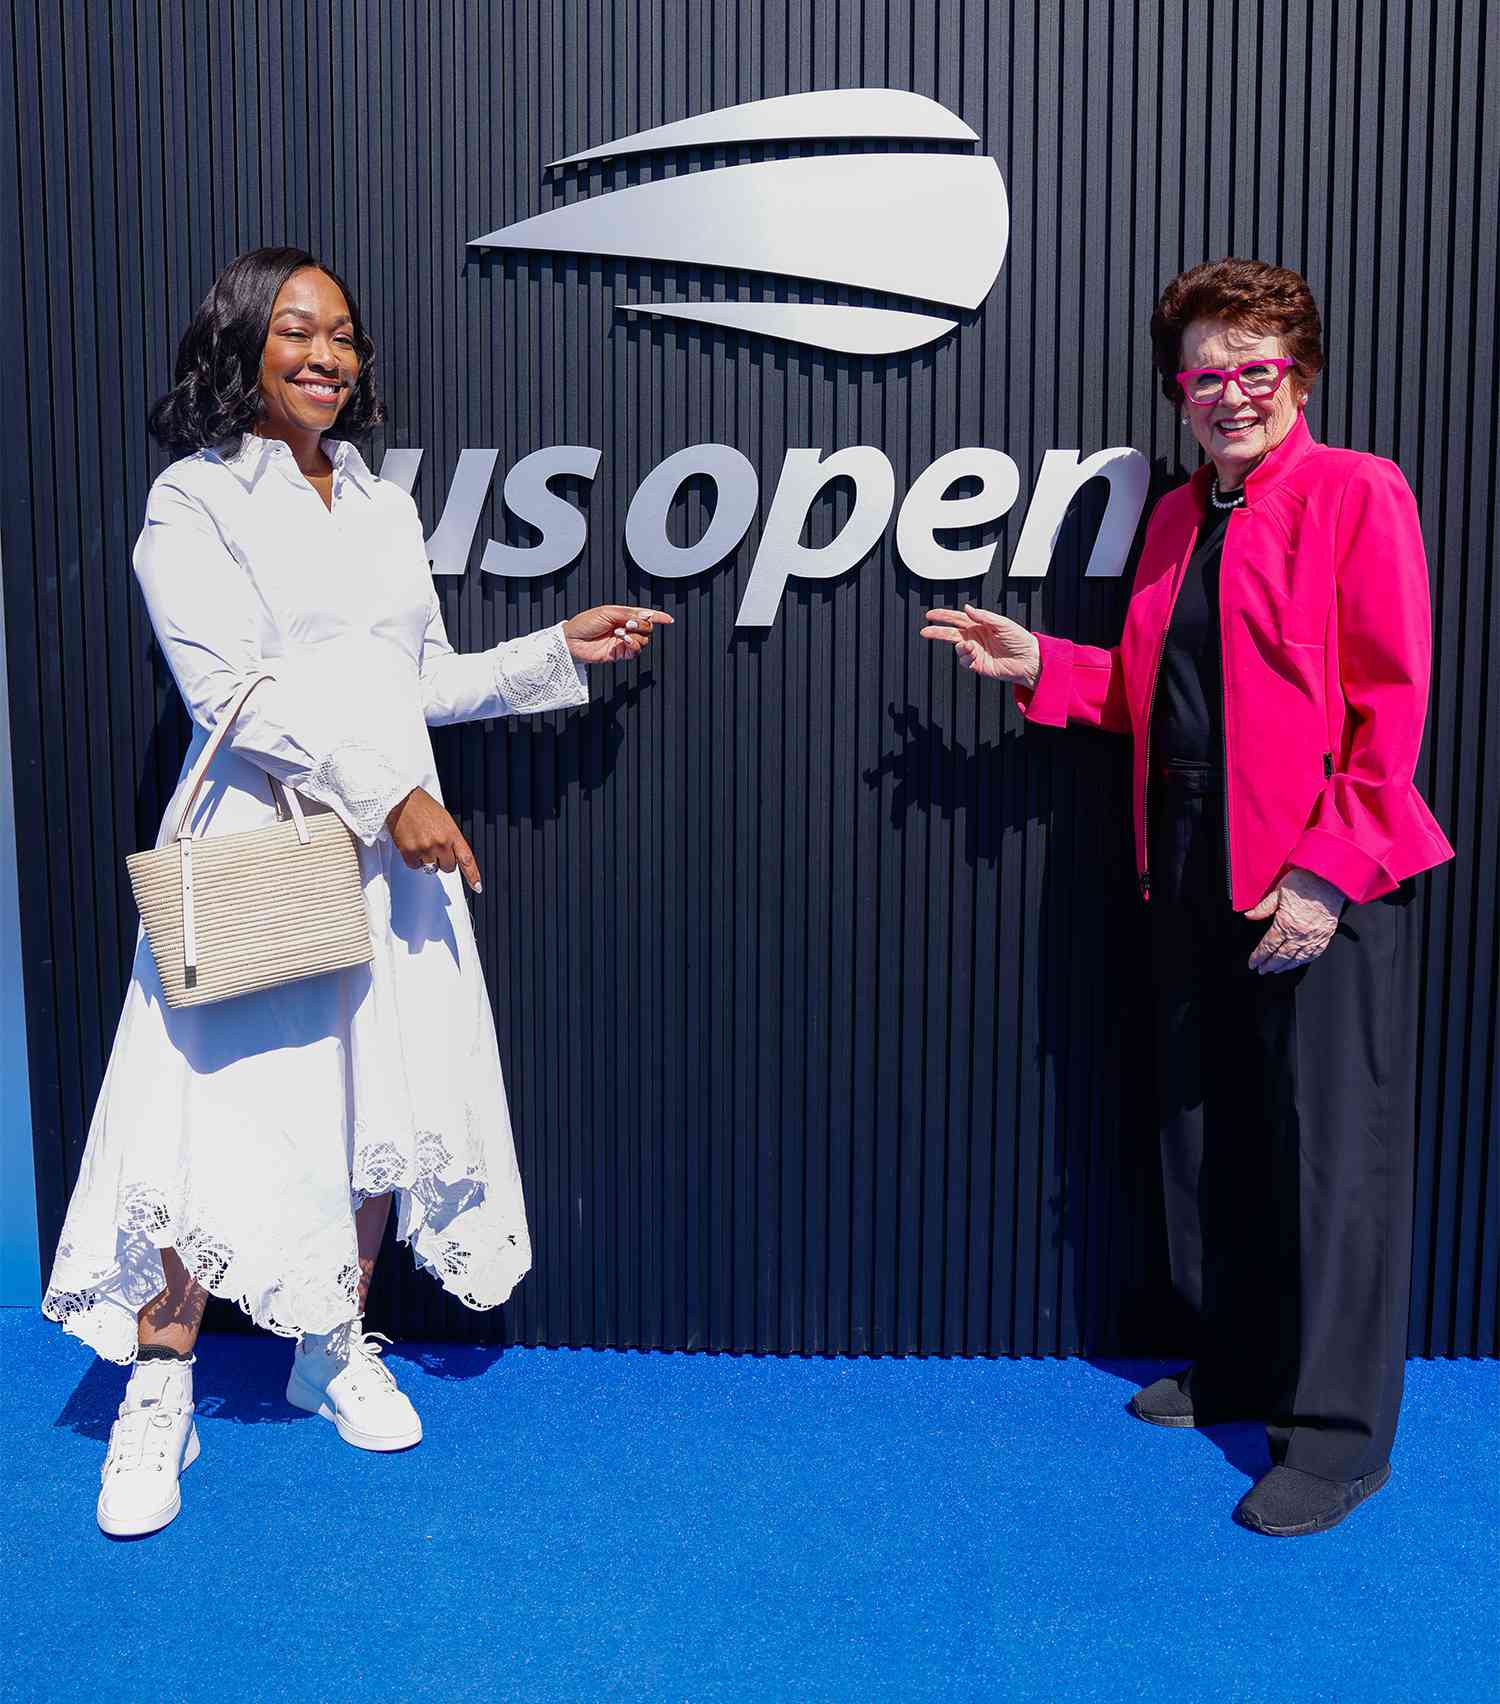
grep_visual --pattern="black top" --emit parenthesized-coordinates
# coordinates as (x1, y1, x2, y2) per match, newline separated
(1155, 485, 1243, 769)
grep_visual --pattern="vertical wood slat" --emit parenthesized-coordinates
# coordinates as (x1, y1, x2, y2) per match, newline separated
(2, 0, 1495, 1358)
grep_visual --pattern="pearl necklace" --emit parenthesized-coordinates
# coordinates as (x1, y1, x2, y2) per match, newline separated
(1210, 477, 1245, 511)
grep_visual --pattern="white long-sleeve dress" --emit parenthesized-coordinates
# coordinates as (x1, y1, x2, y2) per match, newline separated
(43, 432, 588, 1364)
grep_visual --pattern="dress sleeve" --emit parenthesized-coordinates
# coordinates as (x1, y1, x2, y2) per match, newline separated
(134, 475, 422, 845)
(417, 590, 590, 726)
(1286, 458, 1441, 902)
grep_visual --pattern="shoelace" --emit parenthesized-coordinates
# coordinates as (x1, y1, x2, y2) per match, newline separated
(103, 1401, 185, 1478)
(346, 1328, 398, 1393)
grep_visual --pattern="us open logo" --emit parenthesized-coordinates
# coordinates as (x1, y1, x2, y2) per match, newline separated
(467, 88, 1009, 356)
(390, 93, 1143, 620)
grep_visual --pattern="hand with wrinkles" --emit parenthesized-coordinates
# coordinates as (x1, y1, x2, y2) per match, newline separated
(919, 604, 1042, 686)
(1244, 867, 1346, 974)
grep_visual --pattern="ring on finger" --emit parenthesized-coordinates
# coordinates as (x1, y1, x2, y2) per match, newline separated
(422, 860, 438, 873)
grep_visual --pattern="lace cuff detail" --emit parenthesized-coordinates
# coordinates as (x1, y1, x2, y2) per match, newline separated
(308, 741, 415, 845)
(492, 623, 590, 715)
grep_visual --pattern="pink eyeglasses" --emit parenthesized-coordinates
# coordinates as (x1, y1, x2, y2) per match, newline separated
(1176, 356, 1296, 406)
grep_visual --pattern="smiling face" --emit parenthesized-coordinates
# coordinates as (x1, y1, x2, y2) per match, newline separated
(255, 267, 360, 448)
(1178, 316, 1304, 490)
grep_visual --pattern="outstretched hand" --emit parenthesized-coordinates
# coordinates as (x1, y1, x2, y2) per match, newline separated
(564, 605, 675, 664)
(920, 604, 1042, 686)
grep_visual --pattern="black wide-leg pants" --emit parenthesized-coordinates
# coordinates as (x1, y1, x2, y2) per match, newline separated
(1149, 765, 1418, 1481)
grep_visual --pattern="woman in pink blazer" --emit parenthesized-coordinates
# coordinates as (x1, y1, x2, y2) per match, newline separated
(923, 259, 1453, 1537)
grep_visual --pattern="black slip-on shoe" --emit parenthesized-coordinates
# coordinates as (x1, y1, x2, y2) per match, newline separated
(1128, 1372, 1198, 1428)
(1128, 1368, 1258, 1428)
(1234, 1463, 1392, 1537)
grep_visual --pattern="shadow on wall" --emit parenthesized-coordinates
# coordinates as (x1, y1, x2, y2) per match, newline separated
(466, 673, 648, 824)
(862, 701, 1179, 1353)
(846, 452, 1197, 1355)
(133, 652, 648, 843)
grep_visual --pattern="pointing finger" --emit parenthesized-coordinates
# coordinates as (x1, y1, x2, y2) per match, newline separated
(455, 832, 482, 894)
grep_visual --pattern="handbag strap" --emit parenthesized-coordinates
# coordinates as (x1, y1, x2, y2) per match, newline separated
(172, 672, 314, 981)
(172, 672, 309, 846)
(268, 776, 311, 845)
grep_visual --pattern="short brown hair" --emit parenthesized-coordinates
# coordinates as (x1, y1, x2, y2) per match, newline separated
(1150, 259, 1323, 404)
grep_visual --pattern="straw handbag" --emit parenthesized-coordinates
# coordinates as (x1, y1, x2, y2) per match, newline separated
(127, 673, 374, 1009)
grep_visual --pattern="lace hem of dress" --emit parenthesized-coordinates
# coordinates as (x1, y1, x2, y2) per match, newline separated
(43, 1185, 362, 1365)
(351, 1127, 486, 1208)
(492, 623, 589, 714)
(45, 1124, 529, 1363)
(353, 1121, 530, 1313)
(406, 1228, 530, 1314)
(308, 740, 414, 844)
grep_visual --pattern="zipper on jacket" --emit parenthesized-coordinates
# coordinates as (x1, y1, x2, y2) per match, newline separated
(1139, 525, 1200, 901)
(1139, 640, 1163, 900)
(1323, 751, 1334, 779)
(1218, 509, 1239, 907)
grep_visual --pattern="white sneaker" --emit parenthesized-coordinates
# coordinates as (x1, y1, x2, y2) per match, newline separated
(96, 1355, 200, 1538)
(286, 1318, 422, 1451)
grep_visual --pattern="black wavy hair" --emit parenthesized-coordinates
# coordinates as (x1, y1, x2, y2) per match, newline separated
(147, 245, 384, 455)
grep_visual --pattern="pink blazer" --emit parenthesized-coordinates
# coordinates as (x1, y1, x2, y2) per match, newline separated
(1015, 415, 1454, 908)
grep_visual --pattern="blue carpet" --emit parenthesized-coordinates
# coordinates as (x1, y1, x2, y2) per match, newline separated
(1, 1311, 1494, 1703)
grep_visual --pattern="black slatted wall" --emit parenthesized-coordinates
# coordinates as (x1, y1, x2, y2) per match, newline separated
(3, 0, 1495, 1356)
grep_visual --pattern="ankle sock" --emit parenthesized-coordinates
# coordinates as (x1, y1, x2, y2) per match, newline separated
(136, 1345, 192, 1364)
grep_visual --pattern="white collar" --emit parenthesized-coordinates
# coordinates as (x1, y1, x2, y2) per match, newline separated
(323, 436, 376, 493)
(215, 432, 376, 495)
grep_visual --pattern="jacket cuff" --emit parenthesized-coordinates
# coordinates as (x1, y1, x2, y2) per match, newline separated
(1286, 827, 1395, 905)
(493, 622, 590, 715)
(1011, 634, 1074, 727)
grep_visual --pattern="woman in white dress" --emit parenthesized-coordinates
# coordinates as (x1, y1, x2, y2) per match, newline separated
(42, 247, 670, 1536)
